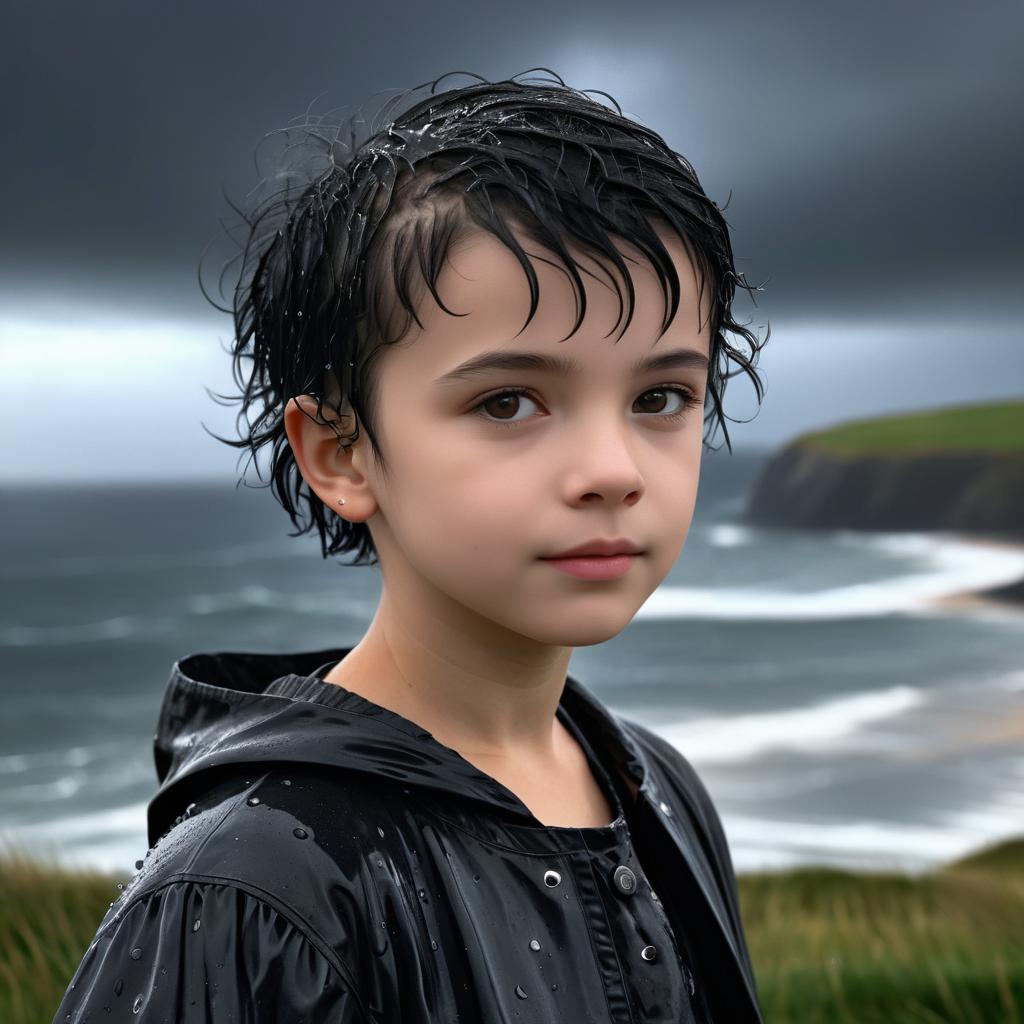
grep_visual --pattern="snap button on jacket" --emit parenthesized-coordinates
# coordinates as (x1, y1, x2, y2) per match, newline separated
(53, 646, 764, 1023)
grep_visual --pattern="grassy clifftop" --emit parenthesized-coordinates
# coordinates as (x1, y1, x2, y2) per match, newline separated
(744, 399, 1024, 539)
(795, 399, 1024, 457)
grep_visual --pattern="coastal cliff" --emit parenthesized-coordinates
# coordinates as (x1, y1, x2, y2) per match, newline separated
(742, 399, 1024, 541)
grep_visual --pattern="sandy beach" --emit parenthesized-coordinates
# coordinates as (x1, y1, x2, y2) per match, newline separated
(923, 534, 1024, 615)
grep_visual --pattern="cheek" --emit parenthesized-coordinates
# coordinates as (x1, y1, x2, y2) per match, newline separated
(394, 454, 530, 566)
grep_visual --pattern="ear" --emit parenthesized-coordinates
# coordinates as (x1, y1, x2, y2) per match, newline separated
(283, 395, 377, 522)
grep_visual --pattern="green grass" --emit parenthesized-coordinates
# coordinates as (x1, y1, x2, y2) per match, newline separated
(741, 836, 1024, 1023)
(6, 834, 1024, 1023)
(794, 399, 1024, 457)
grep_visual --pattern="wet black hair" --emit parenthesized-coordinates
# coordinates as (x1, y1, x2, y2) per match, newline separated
(202, 68, 769, 568)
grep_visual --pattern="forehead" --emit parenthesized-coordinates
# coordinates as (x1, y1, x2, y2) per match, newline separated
(386, 221, 713, 374)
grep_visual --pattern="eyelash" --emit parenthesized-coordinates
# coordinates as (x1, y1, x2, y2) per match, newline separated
(471, 385, 703, 431)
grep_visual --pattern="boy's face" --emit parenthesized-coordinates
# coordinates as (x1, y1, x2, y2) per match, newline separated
(295, 222, 712, 650)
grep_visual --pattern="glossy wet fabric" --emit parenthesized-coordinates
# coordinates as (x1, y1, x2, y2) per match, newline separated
(54, 646, 764, 1023)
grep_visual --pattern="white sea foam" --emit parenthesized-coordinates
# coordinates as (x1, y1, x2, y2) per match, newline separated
(638, 531, 1024, 621)
(726, 780, 1024, 874)
(645, 685, 926, 765)
(724, 811, 1010, 875)
(0, 800, 150, 875)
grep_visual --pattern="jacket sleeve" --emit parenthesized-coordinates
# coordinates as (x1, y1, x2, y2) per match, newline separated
(52, 876, 367, 1023)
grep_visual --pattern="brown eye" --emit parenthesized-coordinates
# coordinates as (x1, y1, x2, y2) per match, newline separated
(471, 385, 700, 431)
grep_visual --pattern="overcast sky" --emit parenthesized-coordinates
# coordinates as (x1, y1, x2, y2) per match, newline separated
(1, 0, 1020, 482)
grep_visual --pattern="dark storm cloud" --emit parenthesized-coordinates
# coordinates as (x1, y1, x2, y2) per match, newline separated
(1, 0, 1020, 320)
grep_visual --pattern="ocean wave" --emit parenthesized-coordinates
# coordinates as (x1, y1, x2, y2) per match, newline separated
(646, 684, 925, 765)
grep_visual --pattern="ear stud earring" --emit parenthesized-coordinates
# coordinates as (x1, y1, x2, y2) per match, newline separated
(338, 498, 346, 505)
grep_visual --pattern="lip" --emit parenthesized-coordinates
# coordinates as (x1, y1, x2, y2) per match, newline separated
(540, 553, 637, 580)
(541, 537, 644, 559)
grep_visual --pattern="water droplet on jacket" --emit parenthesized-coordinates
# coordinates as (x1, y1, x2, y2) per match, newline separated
(417, 889, 426, 900)
(293, 827, 308, 840)
(514, 984, 528, 999)
(134, 859, 143, 870)
(283, 779, 292, 786)
(543, 870, 561, 887)
(551, 983, 558, 991)
(377, 858, 384, 867)
(247, 796, 260, 806)
(193, 918, 201, 932)
(529, 939, 541, 951)
(430, 939, 438, 950)
(114, 978, 124, 996)
(185, 802, 197, 816)
(472, 873, 480, 882)
(129, 946, 143, 960)
(377, 826, 385, 837)
(132, 995, 144, 1013)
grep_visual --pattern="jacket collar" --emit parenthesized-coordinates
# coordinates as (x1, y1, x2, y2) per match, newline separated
(150, 645, 652, 845)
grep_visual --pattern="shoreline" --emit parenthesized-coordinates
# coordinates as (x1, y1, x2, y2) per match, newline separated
(923, 533, 1024, 615)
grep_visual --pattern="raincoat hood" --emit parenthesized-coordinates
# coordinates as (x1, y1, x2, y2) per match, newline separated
(148, 646, 650, 846)
(58, 645, 764, 1024)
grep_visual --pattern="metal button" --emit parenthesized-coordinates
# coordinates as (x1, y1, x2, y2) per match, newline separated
(641, 944, 657, 961)
(612, 864, 637, 895)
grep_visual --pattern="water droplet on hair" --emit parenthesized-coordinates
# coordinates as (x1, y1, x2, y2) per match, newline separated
(283, 779, 292, 786)
(247, 796, 260, 806)
(377, 826, 385, 837)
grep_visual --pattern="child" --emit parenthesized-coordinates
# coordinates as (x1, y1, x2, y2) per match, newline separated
(54, 69, 767, 1023)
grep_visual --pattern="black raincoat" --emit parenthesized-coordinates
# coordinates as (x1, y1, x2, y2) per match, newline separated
(54, 646, 764, 1023)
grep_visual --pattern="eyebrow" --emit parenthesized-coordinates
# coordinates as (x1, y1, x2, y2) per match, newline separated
(435, 347, 710, 387)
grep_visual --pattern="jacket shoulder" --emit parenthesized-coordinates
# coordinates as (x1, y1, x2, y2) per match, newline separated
(52, 874, 369, 1023)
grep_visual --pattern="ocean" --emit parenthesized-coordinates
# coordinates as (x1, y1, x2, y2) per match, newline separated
(2, 450, 1022, 878)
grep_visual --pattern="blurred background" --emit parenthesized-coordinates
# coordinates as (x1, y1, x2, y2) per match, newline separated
(1, 0, 1022, 887)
